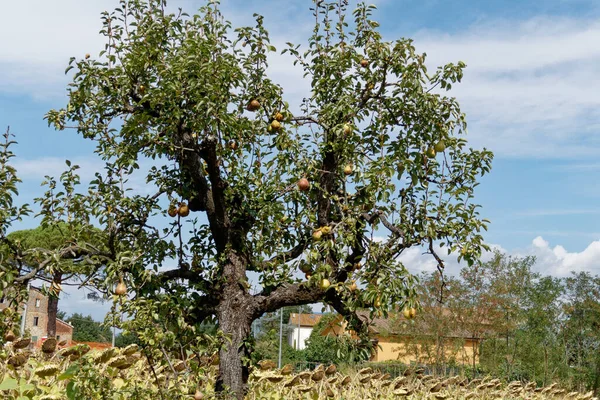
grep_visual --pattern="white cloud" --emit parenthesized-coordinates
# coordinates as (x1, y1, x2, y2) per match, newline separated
(395, 235, 600, 279)
(410, 17, 600, 158)
(519, 236, 600, 276)
(0, 0, 118, 98)
(5, 2, 598, 158)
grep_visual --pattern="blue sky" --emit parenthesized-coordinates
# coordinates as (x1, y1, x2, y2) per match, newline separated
(1, 0, 599, 319)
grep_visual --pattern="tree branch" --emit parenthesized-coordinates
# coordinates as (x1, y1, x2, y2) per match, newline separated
(15, 246, 111, 283)
(252, 282, 323, 318)
(260, 233, 310, 270)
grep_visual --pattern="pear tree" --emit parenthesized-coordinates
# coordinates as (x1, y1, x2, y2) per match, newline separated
(40, 0, 492, 397)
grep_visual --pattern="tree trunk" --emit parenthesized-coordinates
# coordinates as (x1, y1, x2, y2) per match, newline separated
(215, 255, 254, 399)
(46, 272, 62, 338)
(215, 302, 253, 399)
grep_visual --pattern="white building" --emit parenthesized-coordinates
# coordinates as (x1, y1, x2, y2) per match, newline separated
(287, 313, 322, 350)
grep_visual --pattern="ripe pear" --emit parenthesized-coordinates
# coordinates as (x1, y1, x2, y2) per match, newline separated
(271, 120, 281, 131)
(297, 178, 310, 191)
(342, 124, 352, 135)
(115, 280, 127, 296)
(343, 164, 353, 176)
(349, 281, 357, 292)
(178, 202, 190, 217)
(312, 230, 323, 241)
(360, 59, 369, 68)
(321, 279, 331, 290)
(246, 99, 260, 112)
(274, 112, 284, 122)
(194, 390, 204, 400)
(168, 205, 178, 218)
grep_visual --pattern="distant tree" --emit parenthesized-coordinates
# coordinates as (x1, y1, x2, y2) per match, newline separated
(518, 275, 564, 385)
(6, 223, 105, 340)
(304, 313, 369, 364)
(251, 327, 304, 366)
(395, 272, 466, 368)
(457, 252, 537, 373)
(67, 313, 112, 343)
(115, 331, 141, 348)
(251, 305, 313, 366)
(562, 272, 600, 392)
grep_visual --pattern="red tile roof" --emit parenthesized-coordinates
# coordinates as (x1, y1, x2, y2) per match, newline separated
(288, 313, 323, 327)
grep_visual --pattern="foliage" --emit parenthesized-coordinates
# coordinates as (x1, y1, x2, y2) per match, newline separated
(303, 313, 371, 365)
(66, 313, 112, 343)
(392, 252, 600, 394)
(0, 128, 32, 339)
(114, 331, 141, 348)
(251, 329, 304, 367)
(250, 305, 312, 366)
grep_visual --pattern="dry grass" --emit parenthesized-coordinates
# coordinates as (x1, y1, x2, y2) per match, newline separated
(0, 339, 597, 400)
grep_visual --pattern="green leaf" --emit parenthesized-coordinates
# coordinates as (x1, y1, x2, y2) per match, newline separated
(0, 377, 18, 390)
(58, 363, 80, 380)
(66, 381, 78, 400)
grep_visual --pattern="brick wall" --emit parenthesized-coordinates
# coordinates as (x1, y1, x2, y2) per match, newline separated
(0, 287, 73, 346)
(56, 319, 73, 344)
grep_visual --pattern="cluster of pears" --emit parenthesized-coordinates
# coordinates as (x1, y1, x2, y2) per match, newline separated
(425, 139, 446, 158)
(312, 225, 332, 242)
(168, 202, 190, 218)
(403, 306, 417, 320)
(246, 98, 286, 132)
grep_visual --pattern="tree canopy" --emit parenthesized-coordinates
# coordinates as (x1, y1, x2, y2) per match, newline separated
(2, 0, 492, 397)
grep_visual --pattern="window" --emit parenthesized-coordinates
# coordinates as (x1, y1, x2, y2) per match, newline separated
(32, 336, 38, 344)
(33, 317, 39, 326)
(35, 299, 40, 308)
(57, 335, 60, 341)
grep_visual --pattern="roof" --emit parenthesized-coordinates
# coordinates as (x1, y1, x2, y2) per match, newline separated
(56, 318, 74, 329)
(331, 309, 487, 340)
(288, 313, 323, 327)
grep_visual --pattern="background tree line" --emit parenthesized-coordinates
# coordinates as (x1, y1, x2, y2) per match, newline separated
(55, 311, 138, 347)
(384, 252, 600, 393)
(251, 252, 600, 394)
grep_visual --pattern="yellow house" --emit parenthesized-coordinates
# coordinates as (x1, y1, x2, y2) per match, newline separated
(323, 310, 484, 367)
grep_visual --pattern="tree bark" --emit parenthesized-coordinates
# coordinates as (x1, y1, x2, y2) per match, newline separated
(46, 272, 62, 338)
(215, 254, 254, 399)
(215, 308, 252, 399)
